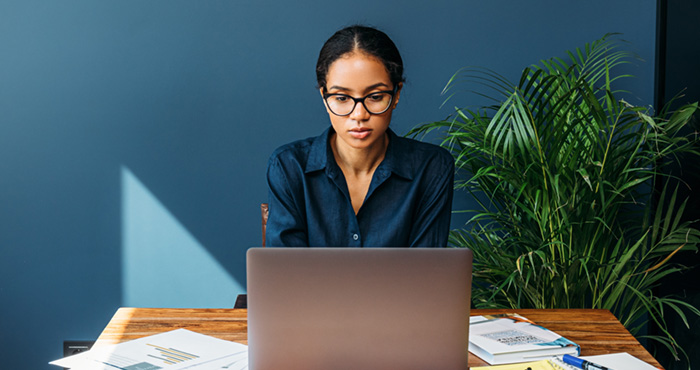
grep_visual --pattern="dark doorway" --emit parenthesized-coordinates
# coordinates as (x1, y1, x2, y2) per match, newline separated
(654, 0, 700, 368)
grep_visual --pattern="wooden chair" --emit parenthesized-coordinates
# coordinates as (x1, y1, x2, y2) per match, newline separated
(234, 203, 268, 309)
(260, 203, 269, 247)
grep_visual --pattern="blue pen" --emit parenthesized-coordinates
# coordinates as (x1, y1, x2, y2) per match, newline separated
(562, 354, 610, 370)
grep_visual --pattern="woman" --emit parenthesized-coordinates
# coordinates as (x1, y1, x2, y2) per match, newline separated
(266, 25, 454, 247)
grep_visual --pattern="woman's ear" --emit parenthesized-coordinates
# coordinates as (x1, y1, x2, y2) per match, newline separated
(392, 82, 403, 109)
(320, 87, 332, 115)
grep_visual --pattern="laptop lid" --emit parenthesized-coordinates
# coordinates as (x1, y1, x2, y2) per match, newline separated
(247, 248, 473, 370)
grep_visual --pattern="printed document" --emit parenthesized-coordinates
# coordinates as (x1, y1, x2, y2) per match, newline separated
(50, 329, 248, 370)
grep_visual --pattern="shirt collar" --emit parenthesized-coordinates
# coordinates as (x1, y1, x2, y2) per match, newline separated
(305, 127, 414, 180)
(305, 127, 333, 174)
(380, 129, 414, 180)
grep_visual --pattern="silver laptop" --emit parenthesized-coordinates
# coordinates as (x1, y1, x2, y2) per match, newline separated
(246, 248, 473, 370)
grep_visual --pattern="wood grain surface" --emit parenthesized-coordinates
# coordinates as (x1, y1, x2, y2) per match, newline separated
(94, 307, 663, 369)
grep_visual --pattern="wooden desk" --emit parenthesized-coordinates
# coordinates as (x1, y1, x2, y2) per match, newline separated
(95, 307, 663, 369)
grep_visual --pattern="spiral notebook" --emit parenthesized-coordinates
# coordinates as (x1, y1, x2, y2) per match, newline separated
(471, 353, 658, 370)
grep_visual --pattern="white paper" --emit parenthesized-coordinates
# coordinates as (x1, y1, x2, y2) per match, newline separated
(580, 352, 658, 370)
(50, 329, 248, 370)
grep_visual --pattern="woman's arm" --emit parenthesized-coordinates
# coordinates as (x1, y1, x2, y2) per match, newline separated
(408, 151, 455, 247)
(265, 155, 308, 247)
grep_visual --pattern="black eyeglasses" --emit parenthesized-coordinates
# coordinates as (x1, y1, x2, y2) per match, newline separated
(323, 87, 397, 116)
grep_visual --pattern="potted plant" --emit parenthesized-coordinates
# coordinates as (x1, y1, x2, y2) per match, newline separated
(410, 34, 700, 366)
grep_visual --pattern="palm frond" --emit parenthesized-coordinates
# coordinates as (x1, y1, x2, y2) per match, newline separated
(411, 34, 700, 363)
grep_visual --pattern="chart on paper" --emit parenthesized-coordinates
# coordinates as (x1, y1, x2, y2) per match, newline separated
(146, 343, 200, 365)
(96, 344, 201, 369)
(49, 329, 249, 370)
(98, 353, 165, 370)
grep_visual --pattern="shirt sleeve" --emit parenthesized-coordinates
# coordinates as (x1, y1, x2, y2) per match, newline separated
(408, 150, 455, 247)
(265, 154, 308, 247)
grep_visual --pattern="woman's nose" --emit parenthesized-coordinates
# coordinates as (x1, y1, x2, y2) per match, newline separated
(349, 100, 371, 121)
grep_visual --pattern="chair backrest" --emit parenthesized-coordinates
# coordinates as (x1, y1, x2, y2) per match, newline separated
(234, 202, 269, 309)
(261, 203, 269, 247)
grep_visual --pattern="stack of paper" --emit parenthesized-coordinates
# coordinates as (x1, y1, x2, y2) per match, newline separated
(469, 314, 580, 365)
(50, 329, 248, 370)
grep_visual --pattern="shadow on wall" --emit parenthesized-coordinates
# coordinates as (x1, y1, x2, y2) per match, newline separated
(121, 166, 244, 308)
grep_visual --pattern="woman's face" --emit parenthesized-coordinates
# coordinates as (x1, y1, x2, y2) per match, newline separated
(321, 52, 401, 152)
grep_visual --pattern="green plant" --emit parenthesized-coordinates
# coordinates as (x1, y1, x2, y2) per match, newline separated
(410, 35, 700, 364)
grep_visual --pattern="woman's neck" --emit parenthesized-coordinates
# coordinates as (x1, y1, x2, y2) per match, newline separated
(330, 132, 389, 176)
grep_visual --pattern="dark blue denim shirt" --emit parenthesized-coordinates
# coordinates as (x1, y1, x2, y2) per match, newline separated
(266, 127, 454, 247)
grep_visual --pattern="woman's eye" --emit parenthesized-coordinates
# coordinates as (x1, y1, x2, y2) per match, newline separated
(333, 96, 349, 103)
(368, 94, 385, 101)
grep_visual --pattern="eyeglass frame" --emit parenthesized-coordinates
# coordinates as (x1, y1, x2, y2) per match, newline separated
(322, 85, 398, 116)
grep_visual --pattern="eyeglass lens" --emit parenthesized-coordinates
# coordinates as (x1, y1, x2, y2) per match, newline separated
(325, 92, 393, 116)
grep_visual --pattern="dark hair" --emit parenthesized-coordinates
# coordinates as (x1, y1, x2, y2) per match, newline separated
(316, 25, 405, 89)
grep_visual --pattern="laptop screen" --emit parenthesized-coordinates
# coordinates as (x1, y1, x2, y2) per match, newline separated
(247, 248, 472, 370)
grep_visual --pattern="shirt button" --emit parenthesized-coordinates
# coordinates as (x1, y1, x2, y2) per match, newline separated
(352, 233, 359, 241)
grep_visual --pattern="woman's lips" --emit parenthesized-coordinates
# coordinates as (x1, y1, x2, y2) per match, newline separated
(349, 128, 372, 139)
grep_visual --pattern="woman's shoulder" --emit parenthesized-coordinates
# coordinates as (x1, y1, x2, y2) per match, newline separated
(268, 128, 329, 170)
(385, 132, 454, 180)
(269, 136, 315, 161)
(392, 133, 453, 165)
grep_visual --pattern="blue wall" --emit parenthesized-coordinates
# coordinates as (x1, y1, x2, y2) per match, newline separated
(0, 1, 656, 368)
